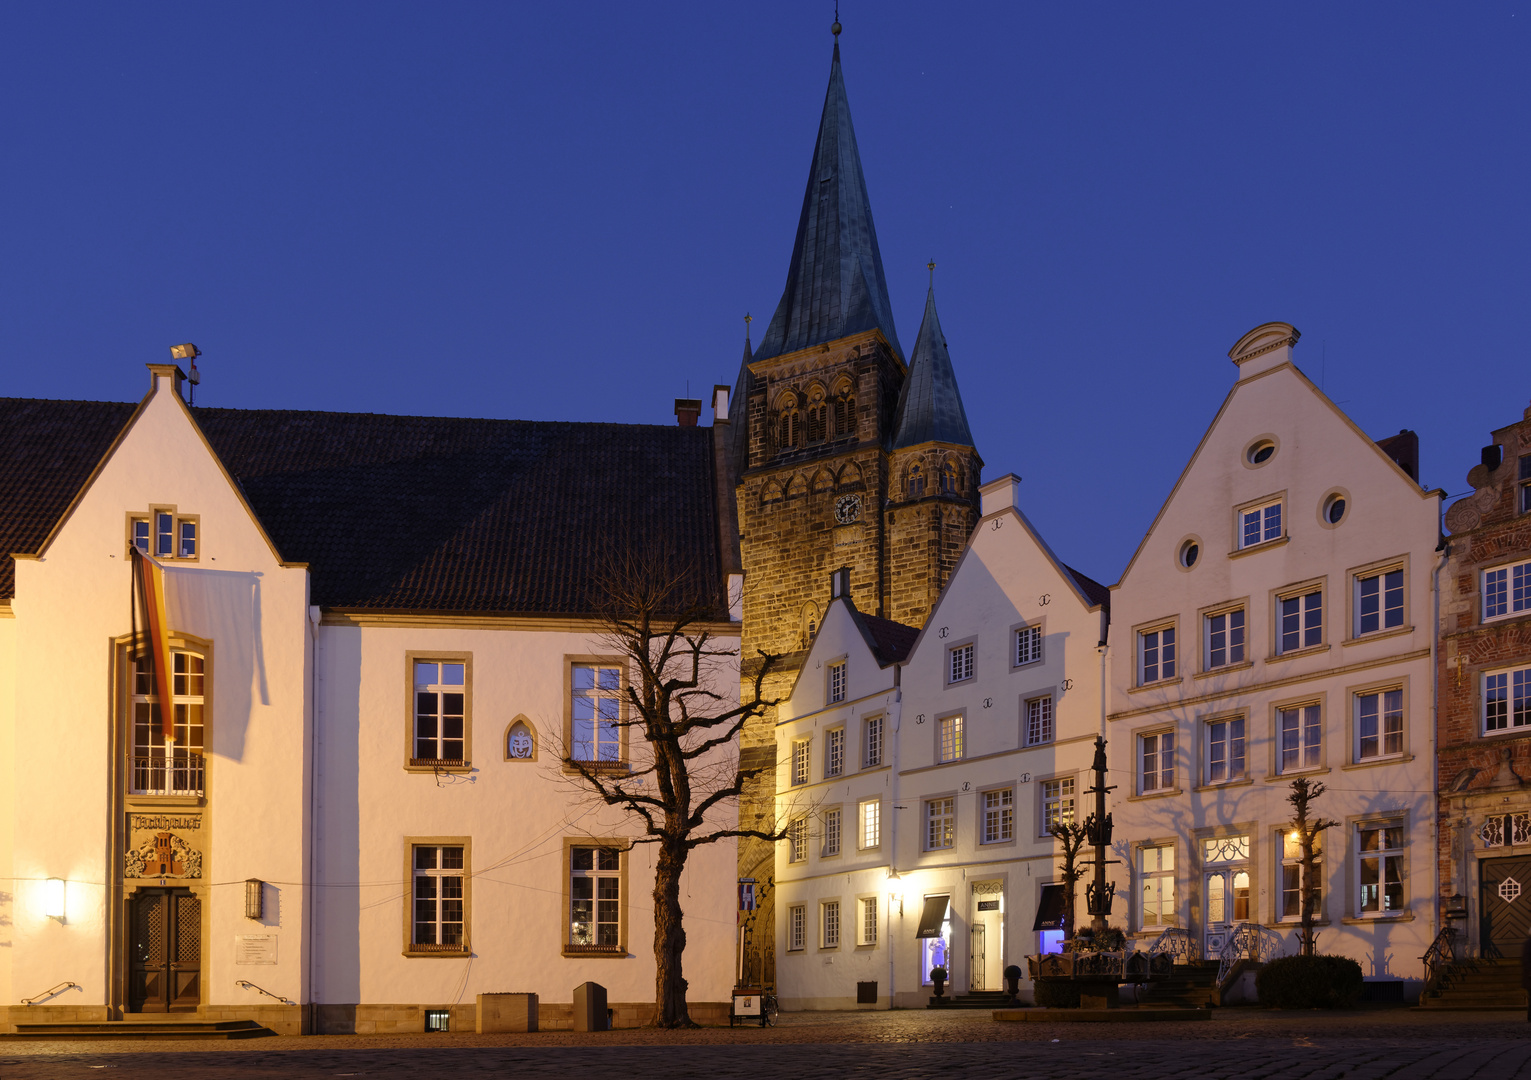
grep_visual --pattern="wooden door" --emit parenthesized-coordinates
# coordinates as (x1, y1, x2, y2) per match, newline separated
(129, 888, 201, 1012)
(1481, 857, 1531, 959)
(969, 924, 986, 991)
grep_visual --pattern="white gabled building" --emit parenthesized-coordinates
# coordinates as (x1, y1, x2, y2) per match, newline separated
(773, 474, 1110, 1009)
(1106, 323, 1444, 992)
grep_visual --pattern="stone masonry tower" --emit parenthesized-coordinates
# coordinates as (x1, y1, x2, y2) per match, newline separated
(727, 33, 980, 980)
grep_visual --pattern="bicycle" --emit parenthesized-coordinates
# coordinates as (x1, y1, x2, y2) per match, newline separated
(761, 990, 779, 1026)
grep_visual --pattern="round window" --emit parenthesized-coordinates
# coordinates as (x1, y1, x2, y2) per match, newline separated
(1179, 540, 1200, 569)
(1325, 495, 1347, 525)
(1247, 441, 1276, 465)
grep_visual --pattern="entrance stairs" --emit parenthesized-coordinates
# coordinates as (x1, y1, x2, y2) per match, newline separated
(929, 989, 1013, 1009)
(1418, 959, 1528, 1011)
(1137, 961, 1221, 1008)
(3, 1019, 272, 1040)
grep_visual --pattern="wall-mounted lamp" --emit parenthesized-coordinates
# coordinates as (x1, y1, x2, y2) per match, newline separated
(44, 878, 66, 921)
(245, 878, 264, 920)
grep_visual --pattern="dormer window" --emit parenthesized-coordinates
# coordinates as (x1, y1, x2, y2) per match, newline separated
(130, 508, 199, 560)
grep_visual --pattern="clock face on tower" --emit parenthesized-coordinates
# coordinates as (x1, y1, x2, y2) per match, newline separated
(834, 493, 862, 525)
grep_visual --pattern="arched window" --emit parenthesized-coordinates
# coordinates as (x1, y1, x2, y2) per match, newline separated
(777, 397, 801, 452)
(506, 717, 536, 761)
(831, 379, 856, 439)
(940, 462, 959, 496)
(908, 463, 925, 498)
(806, 387, 827, 444)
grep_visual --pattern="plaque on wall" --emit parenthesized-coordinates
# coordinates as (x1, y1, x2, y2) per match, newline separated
(235, 934, 278, 965)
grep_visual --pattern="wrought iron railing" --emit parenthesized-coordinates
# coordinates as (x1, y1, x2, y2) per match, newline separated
(21, 981, 80, 1006)
(1146, 926, 1197, 964)
(1216, 923, 1283, 986)
(1420, 926, 1461, 998)
(236, 979, 294, 1006)
(130, 752, 205, 796)
(565, 942, 624, 955)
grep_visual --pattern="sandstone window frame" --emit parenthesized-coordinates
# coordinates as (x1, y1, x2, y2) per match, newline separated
(1024, 694, 1055, 747)
(826, 657, 848, 705)
(1201, 712, 1247, 786)
(1012, 620, 1044, 669)
(1038, 773, 1076, 837)
(1136, 726, 1177, 796)
(858, 797, 881, 851)
(504, 714, 537, 761)
(1483, 663, 1531, 737)
(1277, 825, 1326, 924)
(1482, 557, 1531, 623)
(1272, 693, 1326, 776)
(1350, 817, 1407, 920)
(857, 895, 879, 947)
(980, 786, 1014, 845)
(1135, 618, 1179, 687)
(563, 838, 628, 957)
(946, 638, 976, 686)
(405, 653, 473, 772)
(786, 904, 806, 952)
(824, 726, 845, 779)
(1271, 576, 1327, 658)
(924, 795, 956, 852)
(1136, 841, 1178, 930)
(820, 805, 843, 858)
(790, 737, 811, 787)
(403, 837, 471, 957)
(1234, 492, 1285, 551)
(862, 713, 885, 768)
(126, 505, 201, 561)
(820, 897, 842, 950)
(127, 634, 213, 803)
(564, 655, 629, 770)
(1347, 554, 1410, 642)
(1349, 678, 1408, 765)
(1199, 599, 1249, 673)
(936, 712, 965, 764)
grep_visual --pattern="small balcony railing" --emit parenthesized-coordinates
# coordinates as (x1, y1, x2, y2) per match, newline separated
(130, 752, 205, 796)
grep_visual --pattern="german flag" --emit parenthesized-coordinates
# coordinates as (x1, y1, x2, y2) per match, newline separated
(131, 548, 176, 742)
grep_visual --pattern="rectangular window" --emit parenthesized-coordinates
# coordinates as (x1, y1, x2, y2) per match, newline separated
(1356, 688, 1404, 760)
(156, 510, 175, 557)
(1140, 626, 1176, 684)
(1240, 500, 1282, 548)
(925, 797, 955, 850)
(1485, 666, 1531, 735)
(1140, 731, 1175, 793)
(860, 897, 878, 946)
(569, 846, 620, 947)
(1205, 609, 1245, 669)
(949, 643, 974, 683)
(414, 660, 466, 763)
(1280, 829, 1323, 921)
(822, 900, 841, 948)
(1484, 560, 1531, 621)
(787, 817, 807, 863)
(1279, 590, 1323, 653)
(413, 845, 465, 947)
(1026, 696, 1054, 746)
(131, 511, 198, 559)
(822, 807, 842, 857)
(1357, 824, 1405, 915)
(571, 664, 622, 762)
(825, 728, 844, 778)
(1139, 845, 1176, 928)
(1356, 569, 1404, 636)
(828, 661, 847, 704)
(1279, 703, 1322, 773)
(130, 650, 206, 796)
(132, 516, 151, 553)
(983, 788, 1014, 844)
(1042, 777, 1075, 833)
(1205, 717, 1245, 783)
(937, 714, 964, 763)
(1015, 625, 1042, 666)
(860, 798, 881, 849)
(791, 738, 811, 786)
(178, 519, 198, 559)
(787, 905, 806, 951)
(863, 716, 884, 767)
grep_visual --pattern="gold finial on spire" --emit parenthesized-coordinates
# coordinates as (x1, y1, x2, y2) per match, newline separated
(832, 1, 841, 38)
(928, 259, 936, 287)
(744, 312, 752, 327)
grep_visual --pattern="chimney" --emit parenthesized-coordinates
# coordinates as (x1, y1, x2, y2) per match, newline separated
(147, 363, 186, 399)
(674, 398, 702, 427)
(829, 567, 851, 600)
(979, 473, 1022, 517)
(712, 384, 731, 424)
(1376, 429, 1420, 482)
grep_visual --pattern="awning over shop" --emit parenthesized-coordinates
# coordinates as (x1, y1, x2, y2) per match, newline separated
(915, 894, 950, 938)
(1033, 884, 1067, 931)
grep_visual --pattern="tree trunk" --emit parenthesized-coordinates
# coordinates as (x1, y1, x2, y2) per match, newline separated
(651, 838, 692, 1027)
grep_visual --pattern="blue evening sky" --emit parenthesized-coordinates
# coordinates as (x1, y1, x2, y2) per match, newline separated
(2, 3, 1526, 583)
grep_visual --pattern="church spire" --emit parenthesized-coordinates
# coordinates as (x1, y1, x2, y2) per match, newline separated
(753, 38, 902, 363)
(892, 284, 974, 449)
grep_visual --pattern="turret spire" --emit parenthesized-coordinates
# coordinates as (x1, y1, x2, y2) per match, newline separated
(753, 39, 902, 363)
(892, 284, 974, 449)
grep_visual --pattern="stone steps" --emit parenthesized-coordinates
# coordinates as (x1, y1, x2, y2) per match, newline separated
(1419, 959, 1528, 1011)
(4, 1019, 272, 1040)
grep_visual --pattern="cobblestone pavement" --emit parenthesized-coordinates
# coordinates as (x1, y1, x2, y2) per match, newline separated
(4, 1009, 1531, 1079)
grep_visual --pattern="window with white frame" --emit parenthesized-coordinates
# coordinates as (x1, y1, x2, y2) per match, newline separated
(414, 660, 467, 763)
(863, 715, 884, 767)
(791, 738, 811, 786)
(1015, 624, 1042, 666)
(860, 897, 878, 945)
(787, 904, 806, 951)
(1204, 608, 1245, 669)
(413, 844, 465, 948)
(130, 508, 198, 559)
(1042, 778, 1075, 833)
(859, 798, 881, 848)
(926, 797, 955, 850)
(569, 846, 620, 948)
(571, 663, 622, 762)
(822, 900, 841, 947)
(1278, 703, 1322, 773)
(1484, 560, 1531, 621)
(825, 728, 844, 778)
(1485, 666, 1531, 735)
(1356, 688, 1403, 760)
(938, 714, 964, 762)
(787, 817, 808, 863)
(822, 807, 842, 857)
(982, 788, 1014, 844)
(1278, 589, 1323, 653)
(949, 643, 974, 683)
(1140, 730, 1175, 793)
(1239, 499, 1282, 549)
(1355, 568, 1404, 636)
(1205, 716, 1245, 783)
(1139, 625, 1176, 684)
(1280, 828, 1323, 921)
(130, 649, 206, 796)
(1139, 845, 1176, 928)
(828, 660, 847, 704)
(1357, 823, 1405, 916)
(1026, 696, 1055, 746)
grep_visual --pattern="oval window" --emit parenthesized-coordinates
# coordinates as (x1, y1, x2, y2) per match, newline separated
(1179, 541, 1199, 569)
(1325, 496, 1347, 525)
(1247, 441, 1276, 465)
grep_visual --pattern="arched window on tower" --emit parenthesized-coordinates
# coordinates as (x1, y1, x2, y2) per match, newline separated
(940, 462, 960, 496)
(833, 393, 856, 439)
(907, 463, 925, 498)
(806, 387, 827, 444)
(777, 396, 801, 452)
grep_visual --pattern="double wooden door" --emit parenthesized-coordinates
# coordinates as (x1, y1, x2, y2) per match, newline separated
(129, 888, 201, 1012)
(1481, 857, 1531, 959)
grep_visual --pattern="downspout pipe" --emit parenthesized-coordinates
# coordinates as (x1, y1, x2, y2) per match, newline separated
(1430, 542, 1448, 942)
(306, 603, 322, 1033)
(887, 673, 902, 1009)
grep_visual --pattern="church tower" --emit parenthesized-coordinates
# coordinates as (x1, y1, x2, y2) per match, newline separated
(729, 30, 981, 977)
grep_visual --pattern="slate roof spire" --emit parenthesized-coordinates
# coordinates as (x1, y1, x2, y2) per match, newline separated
(725, 315, 755, 476)
(753, 39, 903, 363)
(892, 285, 974, 449)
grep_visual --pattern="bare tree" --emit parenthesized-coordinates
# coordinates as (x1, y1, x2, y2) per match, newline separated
(563, 545, 781, 1028)
(1286, 777, 1338, 958)
(1049, 820, 1089, 942)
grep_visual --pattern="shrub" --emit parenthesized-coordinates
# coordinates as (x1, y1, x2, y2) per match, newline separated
(1255, 954, 1364, 1009)
(1033, 978, 1081, 1008)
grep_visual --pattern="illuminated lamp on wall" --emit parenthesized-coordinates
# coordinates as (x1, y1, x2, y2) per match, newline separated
(245, 879, 264, 920)
(44, 878, 66, 921)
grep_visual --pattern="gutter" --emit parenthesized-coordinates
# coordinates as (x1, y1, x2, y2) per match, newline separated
(1430, 542, 1448, 942)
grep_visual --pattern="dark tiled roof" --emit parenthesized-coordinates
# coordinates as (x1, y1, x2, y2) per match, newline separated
(0, 398, 138, 599)
(753, 43, 903, 364)
(892, 288, 974, 450)
(1064, 564, 1111, 612)
(853, 609, 920, 666)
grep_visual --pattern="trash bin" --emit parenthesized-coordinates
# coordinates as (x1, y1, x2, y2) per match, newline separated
(573, 981, 609, 1031)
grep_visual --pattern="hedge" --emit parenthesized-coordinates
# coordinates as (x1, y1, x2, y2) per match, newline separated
(1255, 954, 1364, 1009)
